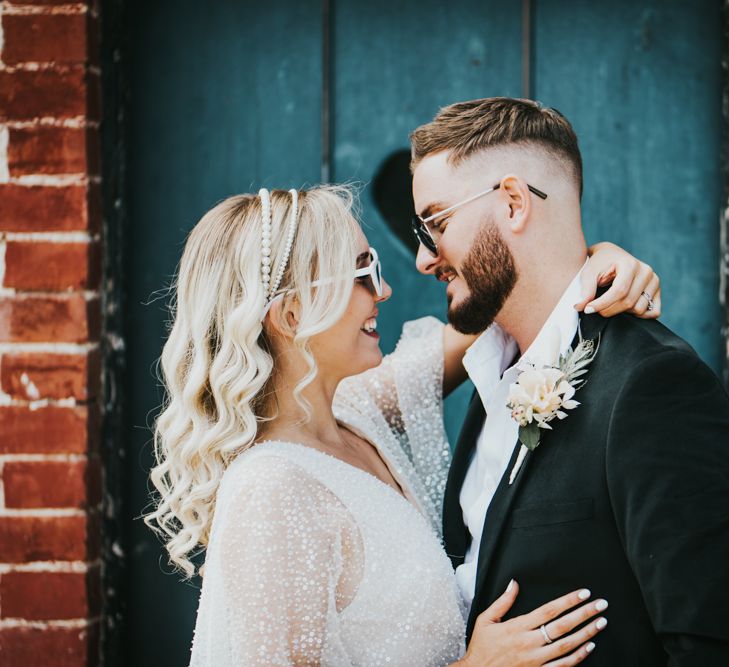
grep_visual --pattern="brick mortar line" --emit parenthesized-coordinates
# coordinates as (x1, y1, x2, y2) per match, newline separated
(0, 507, 87, 517)
(0, 396, 84, 408)
(0, 560, 99, 573)
(0, 231, 99, 242)
(8, 175, 100, 186)
(0, 453, 87, 463)
(3, 118, 99, 130)
(0, 126, 8, 182)
(0, 618, 101, 630)
(0, 63, 100, 74)
(0, 287, 100, 298)
(0, 3, 89, 16)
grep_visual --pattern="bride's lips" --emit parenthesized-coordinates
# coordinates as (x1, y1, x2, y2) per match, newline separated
(361, 311, 379, 340)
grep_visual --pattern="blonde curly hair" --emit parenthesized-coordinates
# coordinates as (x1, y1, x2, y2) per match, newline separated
(144, 185, 361, 577)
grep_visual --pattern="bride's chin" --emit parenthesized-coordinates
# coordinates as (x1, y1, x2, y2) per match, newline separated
(345, 349, 383, 378)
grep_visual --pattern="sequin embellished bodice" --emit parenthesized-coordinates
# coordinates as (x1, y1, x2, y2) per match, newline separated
(189, 317, 466, 666)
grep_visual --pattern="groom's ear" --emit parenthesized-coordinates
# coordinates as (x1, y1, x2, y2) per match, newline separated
(499, 174, 531, 234)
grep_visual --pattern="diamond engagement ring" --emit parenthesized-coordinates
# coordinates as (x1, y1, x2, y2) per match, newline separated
(641, 291, 654, 312)
(540, 623, 554, 645)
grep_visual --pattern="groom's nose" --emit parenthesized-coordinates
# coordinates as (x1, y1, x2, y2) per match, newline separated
(415, 242, 439, 275)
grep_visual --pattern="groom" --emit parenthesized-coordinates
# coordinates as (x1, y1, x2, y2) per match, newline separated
(410, 97, 729, 664)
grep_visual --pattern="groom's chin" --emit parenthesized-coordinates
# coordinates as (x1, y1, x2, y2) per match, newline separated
(448, 317, 488, 336)
(447, 292, 499, 335)
(447, 306, 488, 335)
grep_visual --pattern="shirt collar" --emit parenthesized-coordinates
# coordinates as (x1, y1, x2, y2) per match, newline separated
(462, 261, 587, 406)
(462, 322, 518, 408)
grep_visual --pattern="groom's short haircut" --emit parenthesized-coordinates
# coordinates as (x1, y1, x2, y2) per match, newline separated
(410, 97, 583, 198)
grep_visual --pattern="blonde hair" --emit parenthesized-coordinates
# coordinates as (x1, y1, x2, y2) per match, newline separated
(144, 185, 361, 577)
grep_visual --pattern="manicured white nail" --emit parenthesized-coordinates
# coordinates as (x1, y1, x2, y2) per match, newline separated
(585, 306, 596, 314)
(506, 579, 515, 593)
(586, 642, 596, 653)
(595, 599, 609, 612)
(578, 589, 591, 600)
(596, 617, 608, 630)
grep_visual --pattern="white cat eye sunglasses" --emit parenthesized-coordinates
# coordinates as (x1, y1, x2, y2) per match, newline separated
(262, 247, 383, 318)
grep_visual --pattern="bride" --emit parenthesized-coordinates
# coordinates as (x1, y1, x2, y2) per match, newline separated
(146, 185, 659, 666)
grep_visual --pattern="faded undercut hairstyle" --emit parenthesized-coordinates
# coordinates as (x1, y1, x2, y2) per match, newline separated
(144, 185, 360, 578)
(410, 97, 583, 198)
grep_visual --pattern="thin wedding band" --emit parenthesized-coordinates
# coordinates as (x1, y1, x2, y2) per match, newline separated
(641, 290, 655, 312)
(540, 624, 554, 645)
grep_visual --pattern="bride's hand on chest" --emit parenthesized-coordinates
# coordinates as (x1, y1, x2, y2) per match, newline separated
(453, 582, 608, 667)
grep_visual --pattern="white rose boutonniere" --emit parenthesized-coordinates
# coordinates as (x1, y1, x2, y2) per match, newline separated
(506, 333, 599, 484)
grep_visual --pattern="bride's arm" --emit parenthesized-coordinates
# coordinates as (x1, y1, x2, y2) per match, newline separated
(215, 460, 353, 665)
(442, 242, 661, 397)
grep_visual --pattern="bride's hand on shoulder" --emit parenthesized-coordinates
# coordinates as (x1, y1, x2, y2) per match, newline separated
(455, 581, 608, 667)
(577, 241, 661, 319)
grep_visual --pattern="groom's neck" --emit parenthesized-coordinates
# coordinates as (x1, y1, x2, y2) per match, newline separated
(496, 252, 586, 354)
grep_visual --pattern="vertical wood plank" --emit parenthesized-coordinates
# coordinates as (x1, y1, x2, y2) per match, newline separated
(125, 3, 322, 665)
(535, 0, 723, 372)
(332, 0, 523, 439)
(322, 0, 332, 182)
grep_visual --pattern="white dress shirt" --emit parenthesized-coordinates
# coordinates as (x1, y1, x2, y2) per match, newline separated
(456, 266, 586, 610)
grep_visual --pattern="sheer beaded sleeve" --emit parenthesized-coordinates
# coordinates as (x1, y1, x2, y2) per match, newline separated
(333, 316, 451, 530)
(191, 455, 363, 666)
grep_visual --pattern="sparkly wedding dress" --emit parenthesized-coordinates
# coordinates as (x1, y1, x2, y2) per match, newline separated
(189, 317, 467, 666)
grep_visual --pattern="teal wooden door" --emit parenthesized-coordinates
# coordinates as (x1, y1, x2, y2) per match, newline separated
(124, 1, 722, 664)
(125, 4, 324, 664)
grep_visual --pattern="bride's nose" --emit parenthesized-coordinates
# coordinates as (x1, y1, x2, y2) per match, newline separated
(376, 278, 393, 302)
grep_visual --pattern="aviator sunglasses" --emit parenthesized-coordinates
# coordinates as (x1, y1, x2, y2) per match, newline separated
(411, 181, 548, 256)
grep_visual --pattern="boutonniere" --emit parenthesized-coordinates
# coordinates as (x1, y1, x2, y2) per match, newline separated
(506, 332, 600, 485)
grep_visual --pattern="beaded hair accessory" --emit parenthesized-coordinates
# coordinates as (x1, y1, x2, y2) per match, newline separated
(259, 187, 300, 320)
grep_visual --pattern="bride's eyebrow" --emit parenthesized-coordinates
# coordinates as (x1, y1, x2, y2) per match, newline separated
(355, 250, 370, 266)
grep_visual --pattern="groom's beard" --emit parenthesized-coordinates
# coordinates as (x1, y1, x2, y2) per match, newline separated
(447, 220, 518, 335)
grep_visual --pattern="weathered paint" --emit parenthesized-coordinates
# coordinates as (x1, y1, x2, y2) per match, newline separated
(117, 2, 726, 665)
(536, 0, 723, 373)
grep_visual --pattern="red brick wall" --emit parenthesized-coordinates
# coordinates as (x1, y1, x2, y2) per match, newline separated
(0, 1, 103, 665)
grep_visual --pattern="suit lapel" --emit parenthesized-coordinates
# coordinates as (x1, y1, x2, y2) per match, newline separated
(443, 387, 484, 569)
(467, 311, 611, 630)
(577, 309, 609, 345)
(468, 437, 532, 629)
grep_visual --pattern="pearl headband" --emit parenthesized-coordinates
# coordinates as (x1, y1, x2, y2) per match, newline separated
(259, 188, 300, 320)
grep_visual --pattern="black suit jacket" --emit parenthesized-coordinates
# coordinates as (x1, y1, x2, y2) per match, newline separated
(444, 312, 729, 665)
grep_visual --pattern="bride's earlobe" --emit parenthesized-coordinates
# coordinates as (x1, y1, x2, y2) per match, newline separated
(266, 298, 299, 338)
